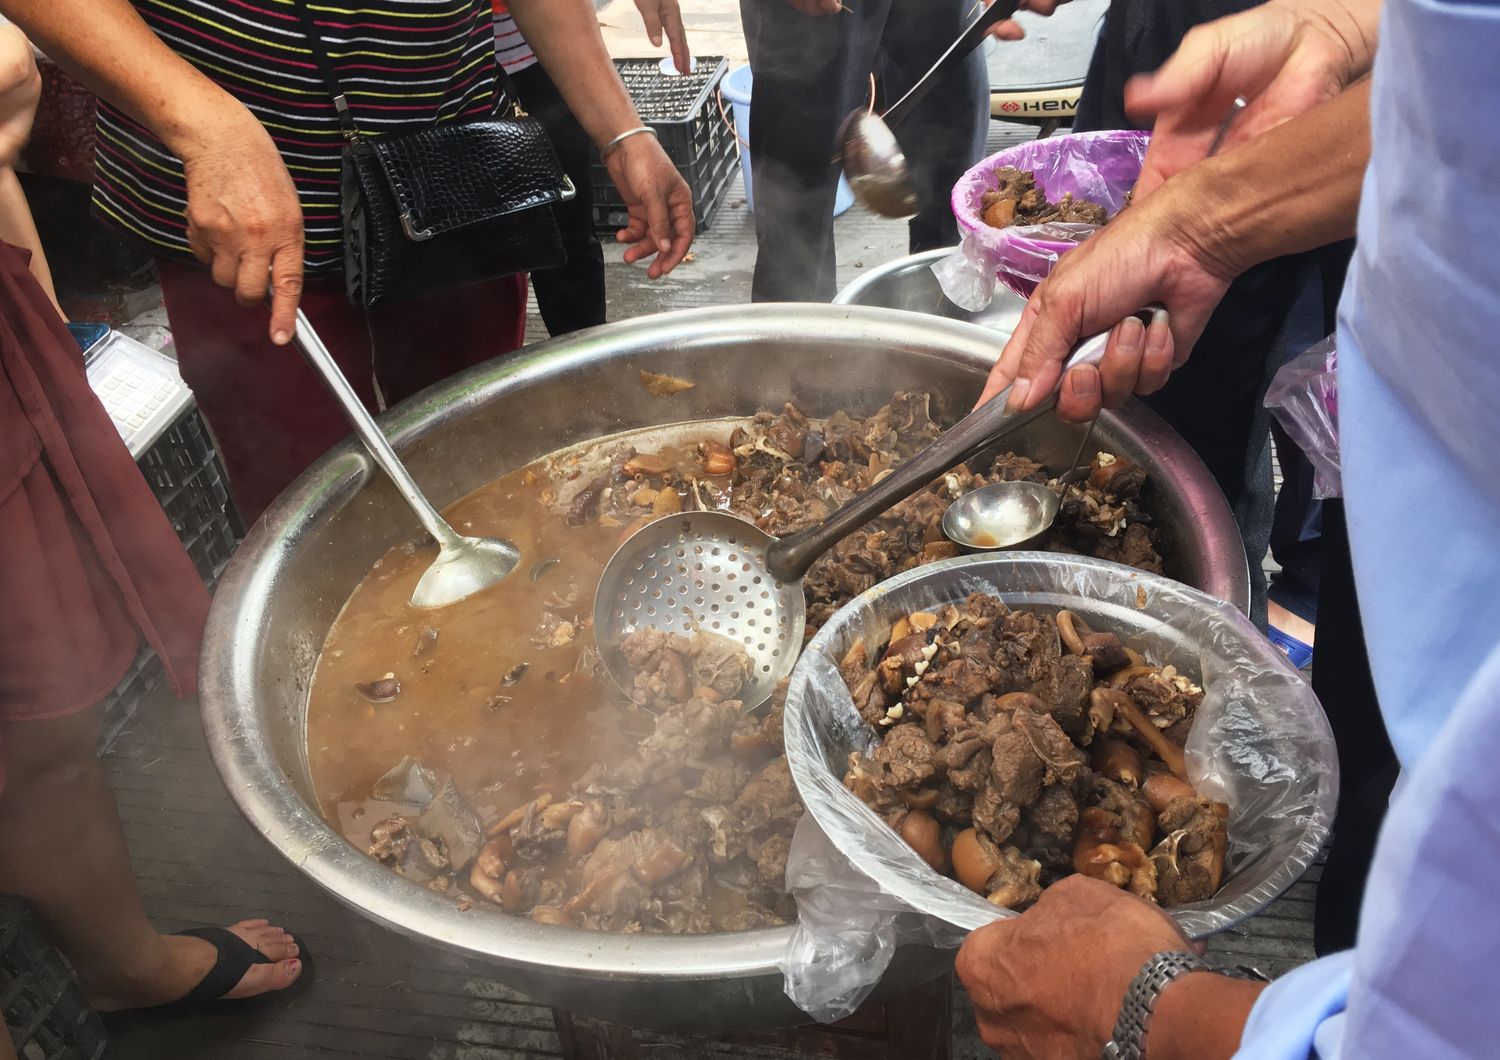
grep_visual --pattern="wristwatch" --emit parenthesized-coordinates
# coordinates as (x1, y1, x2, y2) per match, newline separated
(1102, 951, 1268, 1060)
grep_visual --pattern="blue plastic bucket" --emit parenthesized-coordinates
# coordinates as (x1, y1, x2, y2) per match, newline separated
(721, 63, 854, 217)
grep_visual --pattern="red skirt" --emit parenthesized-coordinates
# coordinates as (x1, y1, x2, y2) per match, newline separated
(0, 242, 208, 790)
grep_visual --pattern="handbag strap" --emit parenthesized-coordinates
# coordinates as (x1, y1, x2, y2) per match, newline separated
(290, 0, 358, 136)
(290, 0, 523, 137)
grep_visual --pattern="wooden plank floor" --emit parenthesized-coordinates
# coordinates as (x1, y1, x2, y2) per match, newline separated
(100, 145, 1320, 1057)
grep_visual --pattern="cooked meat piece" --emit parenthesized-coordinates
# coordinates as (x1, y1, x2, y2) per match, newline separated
(972, 782, 1022, 845)
(1093, 522, 1164, 574)
(733, 758, 803, 838)
(877, 723, 940, 785)
(1082, 633, 1131, 676)
(1088, 453, 1147, 498)
(988, 728, 1046, 809)
(1151, 796, 1227, 905)
(1031, 655, 1094, 737)
(989, 452, 1047, 482)
(1012, 709, 1089, 787)
(368, 816, 414, 868)
(985, 846, 1044, 909)
(753, 834, 791, 888)
(1119, 666, 1205, 730)
(689, 632, 754, 699)
(843, 596, 1218, 910)
(979, 167, 1110, 229)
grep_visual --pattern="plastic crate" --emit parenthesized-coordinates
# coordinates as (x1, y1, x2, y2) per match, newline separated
(590, 57, 739, 234)
(80, 329, 246, 747)
(1, 899, 107, 1060)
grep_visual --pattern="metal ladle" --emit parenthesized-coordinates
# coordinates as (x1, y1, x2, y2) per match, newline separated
(291, 310, 520, 608)
(593, 315, 1145, 709)
(840, 0, 1022, 219)
(941, 417, 1098, 550)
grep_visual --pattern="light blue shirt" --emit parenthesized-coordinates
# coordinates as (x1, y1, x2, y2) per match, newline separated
(1237, 0, 1500, 1055)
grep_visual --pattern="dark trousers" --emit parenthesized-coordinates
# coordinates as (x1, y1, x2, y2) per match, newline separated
(1311, 501, 1396, 954)
(739, 0, 988, 302)
(158, 261, 526, 524)
(508, 63, 607, 336)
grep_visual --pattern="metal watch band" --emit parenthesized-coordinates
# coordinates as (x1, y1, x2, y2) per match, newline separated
(1102, 951, 1206, 1060)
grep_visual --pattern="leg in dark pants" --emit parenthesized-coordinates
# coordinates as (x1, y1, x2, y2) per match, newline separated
(738, 0, 986, 302)
(508, 63, 607, 335)
(1311, 499, 1396, 955)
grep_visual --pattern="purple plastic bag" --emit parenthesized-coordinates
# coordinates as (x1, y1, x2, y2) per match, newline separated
(1265, 336, 1341, 499)
(934, 131, 1150, 310)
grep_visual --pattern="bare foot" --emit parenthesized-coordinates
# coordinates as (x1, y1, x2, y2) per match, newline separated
(90, 919, 302, 1011)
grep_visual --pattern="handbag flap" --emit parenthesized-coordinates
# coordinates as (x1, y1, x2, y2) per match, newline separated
(365, 118, 571, 239)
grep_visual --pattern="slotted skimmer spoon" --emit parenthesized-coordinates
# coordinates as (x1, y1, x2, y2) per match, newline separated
(594, 318, 1142, 708)
(291, 309, 520, 608)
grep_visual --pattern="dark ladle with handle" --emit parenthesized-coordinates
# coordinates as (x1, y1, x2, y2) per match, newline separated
(840, 0, 1022, 219)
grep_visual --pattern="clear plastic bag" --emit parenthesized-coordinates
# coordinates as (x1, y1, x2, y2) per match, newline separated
(779, 553, 1337, 1023)
(935, 131, 1150, 311)
(1265, 336, 1341, 499)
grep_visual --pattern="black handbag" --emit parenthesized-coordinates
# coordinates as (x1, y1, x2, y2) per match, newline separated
(292, 1, 573, 307)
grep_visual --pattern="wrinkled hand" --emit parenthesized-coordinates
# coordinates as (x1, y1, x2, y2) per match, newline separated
(603, 132, 694, 279)
(179, 110, 303, 344)
(784, 0, 840, 16)
(976, 175, 1234, 421)
(987, 0, 1069, 43)
(0, 21, 41, 167)
(1127, 0, 1380, 198)
(634, 0, 691, 74)
(956, 876, 1194, 1058)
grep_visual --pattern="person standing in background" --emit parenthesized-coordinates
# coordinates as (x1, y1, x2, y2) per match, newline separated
(738, 0, 989, 303)
(7, 0, 694, 524)
(0, 18, 304, 1023)
(494, 0, 691, 337)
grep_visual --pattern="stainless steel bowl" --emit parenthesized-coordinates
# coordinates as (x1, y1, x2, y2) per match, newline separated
(199, 305, 1248, 1033)
(833, 247, 1027, 333)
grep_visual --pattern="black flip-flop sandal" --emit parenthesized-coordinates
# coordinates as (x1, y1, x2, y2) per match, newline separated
(168, 927, 315, 1007)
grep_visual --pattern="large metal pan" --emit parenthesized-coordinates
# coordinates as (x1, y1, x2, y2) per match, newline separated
(199, 305, 1248, 1033)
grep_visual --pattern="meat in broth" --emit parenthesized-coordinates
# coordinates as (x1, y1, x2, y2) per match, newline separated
(306, 392, 1169, 931)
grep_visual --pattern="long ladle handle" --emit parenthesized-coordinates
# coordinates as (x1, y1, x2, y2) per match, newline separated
(765, 314, 1149, 583)
(290, 309, 461, 549)
(881, 0, 1022, 129)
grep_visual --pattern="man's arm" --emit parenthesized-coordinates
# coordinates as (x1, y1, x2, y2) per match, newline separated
(979, 77, 1370, 420)
(507, 0, 694, 277)
(4, 0, 311, 343)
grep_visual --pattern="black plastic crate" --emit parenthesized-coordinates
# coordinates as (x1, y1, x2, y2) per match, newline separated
(99, 404, 245, 748)
(2, 899, 107, 1060)
(136, 407, 245, 585)
(590, 57, 740, 234)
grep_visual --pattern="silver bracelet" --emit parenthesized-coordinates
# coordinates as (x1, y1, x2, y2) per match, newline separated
(600, 125, 658, 158)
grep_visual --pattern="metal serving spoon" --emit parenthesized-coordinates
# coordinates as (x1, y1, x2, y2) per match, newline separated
(841, 0, 1022, 219)
(941, 416, 1098, 550)
(593, 315, 1148, 709)
(290, 310, 520, 608)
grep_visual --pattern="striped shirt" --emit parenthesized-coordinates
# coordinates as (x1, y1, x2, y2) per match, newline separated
(94, 0, 510, 271)
(490, 2, 536, 74)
